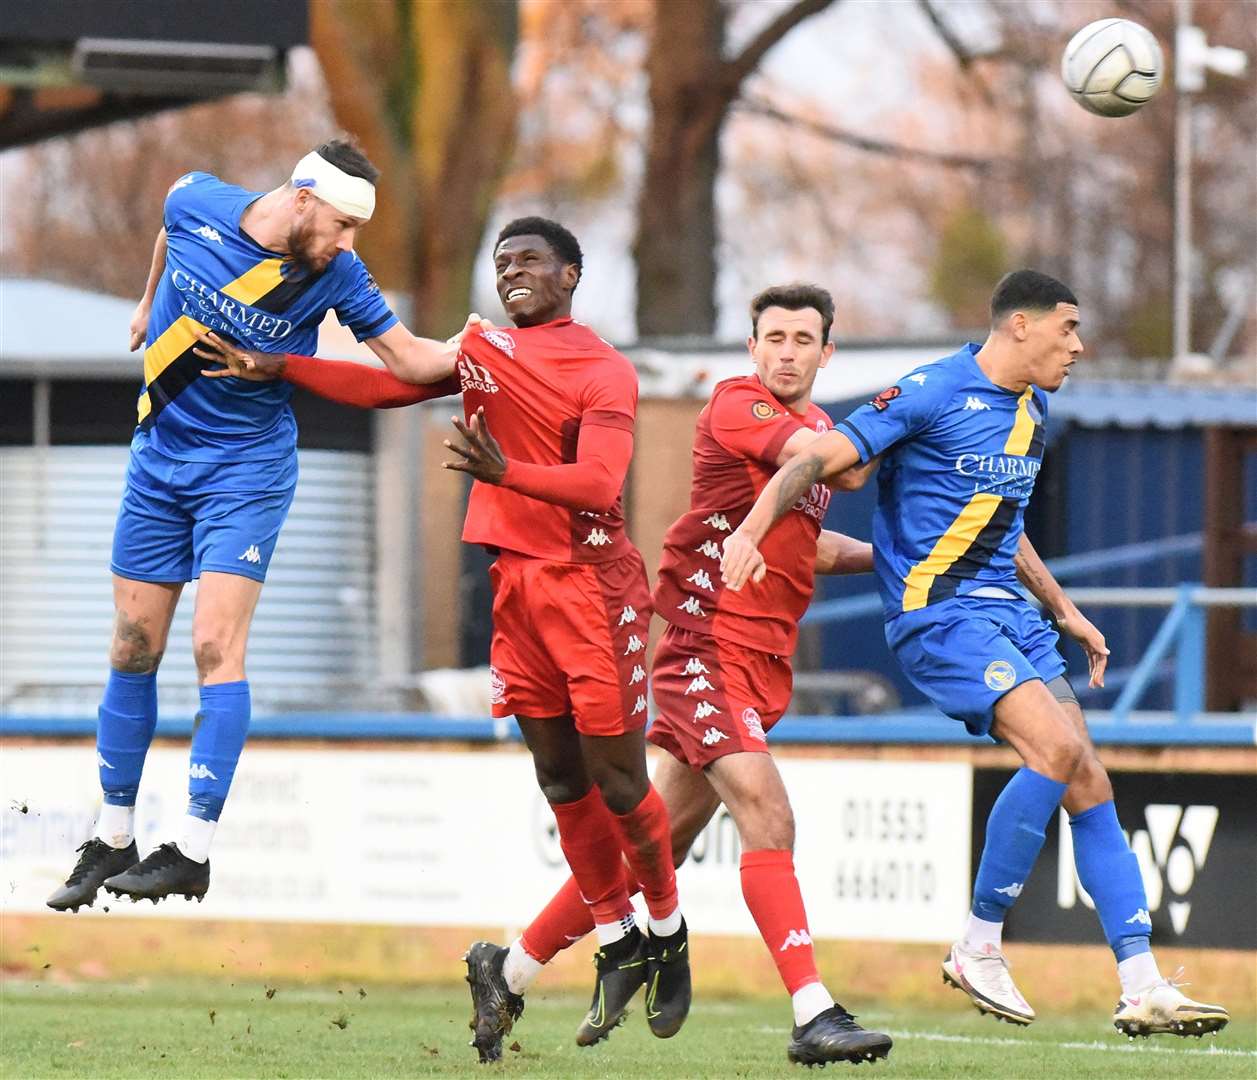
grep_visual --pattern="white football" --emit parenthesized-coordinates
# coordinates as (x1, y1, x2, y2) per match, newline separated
(1061, 18, 1164, 117)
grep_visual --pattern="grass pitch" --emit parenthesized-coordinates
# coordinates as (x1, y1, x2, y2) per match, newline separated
(1, 979, 1253, 1079)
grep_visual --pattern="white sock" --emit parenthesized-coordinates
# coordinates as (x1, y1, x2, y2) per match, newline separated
(594, 912, 635, 946)
(962, 914, 1004, 952)
(1117, 951, 1163, 997)
(176, 814, 216, 863)
(95, 804, 135, 849)
(792, 981, 835, 1026)
(648, 905, 683, 938)
(502, 939, 543, 996)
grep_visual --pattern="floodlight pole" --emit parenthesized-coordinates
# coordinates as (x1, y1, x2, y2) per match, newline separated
(1172, 0, 1250, 367)
(1172, 0, 1193, 365)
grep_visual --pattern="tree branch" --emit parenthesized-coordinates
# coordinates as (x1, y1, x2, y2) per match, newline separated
(917, 0, 981, 69)
(723, 0, 839, 93)
(737, 96, 1007, 172)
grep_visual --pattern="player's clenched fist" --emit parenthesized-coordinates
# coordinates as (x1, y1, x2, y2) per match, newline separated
(720, 530, 767, 591)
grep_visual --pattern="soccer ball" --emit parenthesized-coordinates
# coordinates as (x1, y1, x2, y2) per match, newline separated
(1061, 18, 1164, 117)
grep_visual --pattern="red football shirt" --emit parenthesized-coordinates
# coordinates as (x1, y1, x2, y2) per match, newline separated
(653, 376, 832, 655)
(458, 317, 637, 563)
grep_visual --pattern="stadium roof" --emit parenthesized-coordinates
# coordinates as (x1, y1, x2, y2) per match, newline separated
(2, 277, 1253, 427)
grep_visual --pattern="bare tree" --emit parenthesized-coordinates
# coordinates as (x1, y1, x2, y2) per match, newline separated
(311, 0, 519, 335)
(635, 0, 837, 337)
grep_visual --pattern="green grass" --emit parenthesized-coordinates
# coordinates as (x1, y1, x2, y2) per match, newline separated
(1, 979, 1253, 1079)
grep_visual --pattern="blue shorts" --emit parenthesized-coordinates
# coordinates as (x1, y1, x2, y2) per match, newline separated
(110, 434, 297, 584)
(885, 595, 1066, 736)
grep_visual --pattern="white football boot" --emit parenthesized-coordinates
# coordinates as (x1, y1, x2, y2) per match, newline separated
(1113, 970, 1229, 1039)
(941, 941, 1035, 1025)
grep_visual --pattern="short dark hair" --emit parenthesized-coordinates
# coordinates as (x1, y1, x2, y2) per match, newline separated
(312, 138, 380, 185)
(496, 216, 584, 289)
(750, 283, 835, 343)
(990, 269, 1076, 323)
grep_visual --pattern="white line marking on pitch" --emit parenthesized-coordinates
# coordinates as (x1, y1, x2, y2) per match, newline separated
(753, 1026, 1256, 1058)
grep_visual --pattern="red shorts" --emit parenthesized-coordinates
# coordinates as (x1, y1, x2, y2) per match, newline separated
(647, 624, 793, 769)
(488, 549, 654, 736)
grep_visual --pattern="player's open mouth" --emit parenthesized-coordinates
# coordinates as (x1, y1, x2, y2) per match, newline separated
(506, 288, 532, 303)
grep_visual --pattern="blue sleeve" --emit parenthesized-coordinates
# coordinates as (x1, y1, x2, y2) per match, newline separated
(162, 172, 216, 231)
(334, 254, 398, 342)
(835, 366, 949, 462)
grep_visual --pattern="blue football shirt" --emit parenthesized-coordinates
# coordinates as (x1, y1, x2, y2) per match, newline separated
(136, 171, 398, 462)
(836, 344, 1049, 621)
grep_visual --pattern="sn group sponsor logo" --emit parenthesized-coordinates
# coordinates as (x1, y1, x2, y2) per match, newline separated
(793, 482, 831, 523)
(456, 355, 500, 394)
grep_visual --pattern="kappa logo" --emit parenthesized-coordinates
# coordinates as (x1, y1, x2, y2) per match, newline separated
(779, 929, 812, 951)
(682, 657, 710, 676)
(97, 752, 115, 770)
(742, 707, 766, 741)
(684, 675, 716, 695)
(963, 396, 991, 411)
(624, 634, 644, 655)
(456, 355, 500, 394)
(695, 540, 722, 560)
(631, 694, 647, 715)
(701, 727, 730, 747)
(1126, 908, 1152, 926)
(481, 329, 516, 357)
(489, 665, 506, 706)
(169, 173, 196, 192)
(906, 373, 928, 385)
(629, 664, 646, 685)
(1058, 803, 1219, 935)
(238, 545, 261, 564)
(192, 224, 223, 245)
(686, 569, 715, 592)
(693, 700, 721, 720)
(994, 882, 1024, 898)
(677, 596, 707, 618)
(702, 513, 731, 532)
(618, 605, 638, 626)
(583, 528, 611, 547)
(189, 762, 218, 781)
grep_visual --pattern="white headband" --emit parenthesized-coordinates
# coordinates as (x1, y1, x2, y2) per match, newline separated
(290, 151, 376, 220)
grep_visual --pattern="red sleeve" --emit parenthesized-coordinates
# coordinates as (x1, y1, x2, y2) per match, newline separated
(577, 355, 637, 431)
(284, 354, 459, 409)
(499, 424, 632, 513)
(708, 382, 806, 465)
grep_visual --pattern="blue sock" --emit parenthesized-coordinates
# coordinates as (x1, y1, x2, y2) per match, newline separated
(187, 681, 251, 822)
(97, 670, 159, 805)
(1070, 801, 1152, 961)
(972, 766, 1067, 921)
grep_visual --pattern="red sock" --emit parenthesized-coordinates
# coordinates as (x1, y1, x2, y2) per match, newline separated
(607, 784, 678, 921)
(521, 861, 642, 963)
(550, 787, 632, 925)
(741, 849, 821, 994)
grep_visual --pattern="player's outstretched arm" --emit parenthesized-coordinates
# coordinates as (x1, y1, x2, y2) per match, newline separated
(129, 228, 168, 352)
(1015, 533, 1110, 688)
(364, 313, 489, 385)
(815, 531, 873, 576)
(195, 331, 458, 408)
(443, 407, 631, 513)
(721, 430, 863, 590)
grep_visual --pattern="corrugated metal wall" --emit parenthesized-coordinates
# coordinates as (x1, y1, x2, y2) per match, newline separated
(0, 447, 375, 716)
